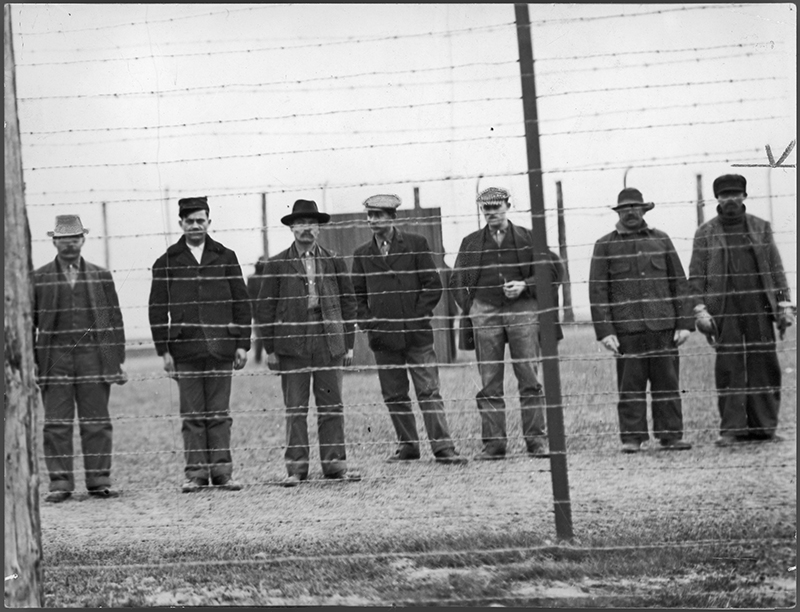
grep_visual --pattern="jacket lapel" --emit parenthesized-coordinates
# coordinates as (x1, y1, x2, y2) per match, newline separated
(384, 231, 405, 269)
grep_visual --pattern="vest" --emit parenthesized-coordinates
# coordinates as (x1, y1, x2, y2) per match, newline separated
(52, 270, 95, 351)
(474, 229, 525, 307)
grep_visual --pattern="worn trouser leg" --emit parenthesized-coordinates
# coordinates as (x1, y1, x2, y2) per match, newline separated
(715, 316, 755, 437)
(280, 357, 313, 479)
(405, 343, 455, 454)
(201, 359, 234, 481)
(308, 332, 347, 476)
(374, 349, 420, 452)
(742, 338, 781, 437)
(645, 332, 684, 442)
(616, 334, 650, 444)
(470, 300, 508, 454)
(504, 298, 546, 448)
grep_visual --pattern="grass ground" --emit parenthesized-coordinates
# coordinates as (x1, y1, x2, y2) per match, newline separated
(38, 325, 796, 607)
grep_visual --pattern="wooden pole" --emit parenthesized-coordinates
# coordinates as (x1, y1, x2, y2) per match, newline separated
(101, 201, 110, 269)
(4, 5, 44, 606)
(261, 193, 269, 258)
(555, 181, 575, 323)
(696, 174, 704, 226)
(515, 3, 573, 541)
(413, 186, 421, 210)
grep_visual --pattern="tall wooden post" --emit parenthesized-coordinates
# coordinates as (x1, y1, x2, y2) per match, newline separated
(4, 5, 44, 606)
(555, 181, 575, 323)
(515, 3, 573, 541)
(413, 186, 421, 210)
(696, 174, 704, 226)
(261, 193, 269, 258)
(101, 201, 110, 269)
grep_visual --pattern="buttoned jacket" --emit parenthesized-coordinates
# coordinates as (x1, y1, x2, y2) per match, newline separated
(148, 235, 251, 362)
(351, 230, 442, 353)
(256, 243, 356, 359)
(589, 225, 693, 340)
(688, 213, 790, 324)
(33, 257, 126, 388)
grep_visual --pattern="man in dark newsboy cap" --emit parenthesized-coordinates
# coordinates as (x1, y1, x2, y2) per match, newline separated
(689, 174, 794, 446)
(256, 199, 361, 486)
(33, 215, 127, 502)
(589, 187, 694, 453)
(149, 196, 251, 493)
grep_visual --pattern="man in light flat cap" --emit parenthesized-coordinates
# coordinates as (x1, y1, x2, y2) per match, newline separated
(149, 197, 251, 493)
(351, 194, 467, 465)
(33, 215, 126, 502)
(450, 187, 563, 460)
(256, 199, 361, 486)
(689, 174, 793, 446)
(589, 188, 694, 454)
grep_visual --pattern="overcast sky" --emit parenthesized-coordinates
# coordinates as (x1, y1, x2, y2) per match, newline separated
(10, 3, 797, 341)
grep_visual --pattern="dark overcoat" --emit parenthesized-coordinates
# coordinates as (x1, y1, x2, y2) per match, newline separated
(351, 230, 442, 353)
(589, 225, 694, 340)
(688, 213, 790, 326)
(255, 243, 356, 360)
(148, 235, 251, 362)
(33, 258, 126, 388)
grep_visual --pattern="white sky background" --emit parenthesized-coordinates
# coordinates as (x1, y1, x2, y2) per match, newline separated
(10, 3, 797, 342)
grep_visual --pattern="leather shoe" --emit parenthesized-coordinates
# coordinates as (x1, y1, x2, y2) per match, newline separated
(386, 448, 421, 463)
(324, 470, 362, 482)
(181, 477, 208, 493)
(44, 491, 71, 503)
(659, 439, 692, 451)
(281, 474, 304, 488)
(714, 435, 739, 447)
(212, 476, 242, 491)
(434, 448, 468, 465)
(621, 442, 641, 454)
(88, 487, 120, 498)
(474, 450, 505, 461)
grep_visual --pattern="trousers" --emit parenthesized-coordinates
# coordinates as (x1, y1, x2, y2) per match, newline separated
(175, 358, 234, 481)
(373, 342, 456, 454)
(41, 347, 113, 492)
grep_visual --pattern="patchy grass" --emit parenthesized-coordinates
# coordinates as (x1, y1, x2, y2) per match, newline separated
(38, 325, 796, 606)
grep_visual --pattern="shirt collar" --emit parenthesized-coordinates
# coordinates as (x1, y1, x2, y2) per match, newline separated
(615, 220, 651, 235)
(373, 226, 396, 248)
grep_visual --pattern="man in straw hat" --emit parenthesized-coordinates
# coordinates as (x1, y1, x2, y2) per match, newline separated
(149, 196, 251, 493)
(256, 199, 361, 486)
(589, 187, 694, 454)
(33, 214, 127, 502)
(351, 194, 467, 465)
(689, 174, 793, 446)
(450, 187, 563, 460)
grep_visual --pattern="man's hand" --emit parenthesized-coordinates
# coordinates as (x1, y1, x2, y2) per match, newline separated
(600, 334, 620, 354)
(342, 348, 354, 368)
(503, 280, 527, 300)
(266, 352, 280, 373)
(694, 305, 716, 336)
(233, 348, 248, 370)
(777, 302, 796, 340)
(673, 329, 691, 347)
(162, 354, 176, 377)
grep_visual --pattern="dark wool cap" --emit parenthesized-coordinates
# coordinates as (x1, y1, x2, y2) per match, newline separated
(713, 174, 747, 198)
(178, 196, 209, 216)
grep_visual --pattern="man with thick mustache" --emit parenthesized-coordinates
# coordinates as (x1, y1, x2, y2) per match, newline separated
(689, 174, 793, 446)
(589, 188, 694, 454)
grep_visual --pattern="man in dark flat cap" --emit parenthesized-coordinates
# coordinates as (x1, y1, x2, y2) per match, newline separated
(149, 197, 251, 492)
(33, 215, 127, 503)
(256, 199, 360, 487)
(589, 188, 694, 454)
(351, 194, 467, 465)
(689, 174, 793, 447)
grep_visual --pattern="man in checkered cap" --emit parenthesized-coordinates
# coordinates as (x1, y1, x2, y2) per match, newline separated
(351, 194, 467, 465)
(450, 187, 563, 460)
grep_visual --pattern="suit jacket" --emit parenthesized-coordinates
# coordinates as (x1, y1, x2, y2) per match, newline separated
(255, 243, 356, 359)
(589, 225, 693, 340)
(148, 235, 251, 362)
(688, 213, 790, 326)
(351, 230, 442, 353)
(33, 257, 126, 388)
(449, 221, 564, 340)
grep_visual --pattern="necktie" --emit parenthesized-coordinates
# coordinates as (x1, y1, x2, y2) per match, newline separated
(380, 240, 390, 257)
(66, 265, 78, 288)
(494, 229, 504, 246)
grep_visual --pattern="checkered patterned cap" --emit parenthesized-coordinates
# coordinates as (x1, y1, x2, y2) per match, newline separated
(476, 187, 511, 206)
(363, 194, 401, 211)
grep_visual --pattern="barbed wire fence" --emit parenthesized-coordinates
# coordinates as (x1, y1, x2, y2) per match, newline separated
(8, 3, 797, 606)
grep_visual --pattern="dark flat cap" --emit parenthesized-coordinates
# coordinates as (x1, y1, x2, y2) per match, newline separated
(178, 196, 209, 216)
(713, 174, 747, 198)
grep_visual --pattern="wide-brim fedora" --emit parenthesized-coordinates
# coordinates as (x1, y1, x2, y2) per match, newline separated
(281, 199, 331, 225)
(611, 187, 654, 212)
(47, 214, 90, 237)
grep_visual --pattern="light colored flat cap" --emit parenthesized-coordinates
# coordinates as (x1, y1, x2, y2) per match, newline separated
(363, 194, 401, 211)
(476, 187, 511, 205)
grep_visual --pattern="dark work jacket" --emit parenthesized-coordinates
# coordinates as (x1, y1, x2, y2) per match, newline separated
(589, 224, 694, 340)
(449, 221, 565, 340)
(33, 257, 126, 389)
(688, 213, 790, 327)
(148, 235, 251, 362)
(351, 230, 442, 353)
(255, 243, 356, 359)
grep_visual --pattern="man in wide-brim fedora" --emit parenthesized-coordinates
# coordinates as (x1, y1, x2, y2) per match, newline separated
(33, 214, 127, 502)
(256, 199, 361, 486)
(589, 187, 694, 454)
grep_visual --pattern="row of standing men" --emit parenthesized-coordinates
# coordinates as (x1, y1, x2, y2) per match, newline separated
(32, 174, 793, 501)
